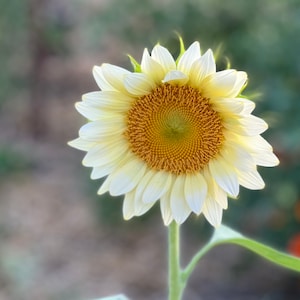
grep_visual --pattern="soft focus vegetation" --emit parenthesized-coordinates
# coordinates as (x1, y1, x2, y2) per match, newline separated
(0, 0, 300, 299)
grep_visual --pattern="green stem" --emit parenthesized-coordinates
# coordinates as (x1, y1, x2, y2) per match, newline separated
(168, 221, 183, 300)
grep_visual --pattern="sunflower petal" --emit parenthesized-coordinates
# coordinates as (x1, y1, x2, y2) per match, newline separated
(228, 71, 247, 98)
(185, 173, 207, 214)
(237, 168, 265, 190)
(79, 120, 124, 141)
(209, 158, 239, 197)
(123, 190, 135, 220)
(236, 98, 256, 115)
(134, 193, 155, 216)
(189, 49, 216, 87)
(90, 163, 116, 179)
(239, 115, 268, 136)
(101, 63, 131, 93)
(151, 45, 176, 72)
(177, 41, 201, 75)
(163, 70, 189, 85)
(140, 171, 172, 204)
(82, 91, 133, 111)
(203, 70, 244, 98)
(124, 73, 155, 96)
(109, 158, 146, 196)
(141, 48, 165, 84)
(160, 192, 173, 226)
(82, 139, 127, 167)
(68, 138, 95, 151)
(93, 66, 115, 91)
(252, 151, 279, 167)
(170, 175, 191, 224)
(97, 175, 113, 195)
(203, 198, 223, 227)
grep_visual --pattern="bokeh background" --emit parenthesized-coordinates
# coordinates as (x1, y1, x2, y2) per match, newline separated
(0, 0, 300, 299)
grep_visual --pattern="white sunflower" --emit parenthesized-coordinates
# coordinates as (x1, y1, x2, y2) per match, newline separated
(69, 40, 279, 227)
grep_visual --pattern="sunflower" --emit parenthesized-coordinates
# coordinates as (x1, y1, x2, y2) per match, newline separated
(69, 40, 279, 227)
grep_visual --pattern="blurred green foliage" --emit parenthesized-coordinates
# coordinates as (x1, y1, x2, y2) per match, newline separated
(0, 0, 71, 107)
(0, 146, 32, 176)
(0, 0, 29, 106)
(84, 0, 300, 247)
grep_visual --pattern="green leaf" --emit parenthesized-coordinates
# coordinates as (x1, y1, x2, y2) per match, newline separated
(175, 33, 185, 64)
(127, 55, 141, 72)
(210, 224, 300, 272)
(182, 224, 300, 285)
(93, 295, 129, 300)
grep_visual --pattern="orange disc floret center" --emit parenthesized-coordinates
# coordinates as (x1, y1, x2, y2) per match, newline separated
(125, 83, 224, 175)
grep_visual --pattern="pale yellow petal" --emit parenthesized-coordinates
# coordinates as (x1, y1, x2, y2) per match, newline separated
(82, 91, 103, 104)
(97, 175, 113, 195)
(202, 198, 223, 227)
(189, 49, 216, 87)
(236, 98, 255, 115)
(136, 170, 172, 204)
(203, 169, 228, 209)
(223, 115, 268, 136)
(239, 115, 268, 135)
(211, 98, 245, 115)
(214, 186, 228, 210)
(242, 134, 273, 151)
(221, 141, 256, 172)
(202, 70, 241, 98)
(209, 179, 228, 209)
(90, 163, 116, 179)
(177, 41, 201, 75)
(68, 137, 95, 151)
(253, 151, 279, 167)
(109, 158, 147, 196)
(82, 91, 134, 111)
(134, 169, 155, 203)
(227, 71, 247, 98)
(160, 190, 173, 226)
(134, 191, 155, 216)
(209, 157, 239, 197)
(123, 73, 156, 96)
(163, 70, 189, 85)
(237, 168, 265, 190)
(123, 190, 135, 220)
(82, 138, 128, 167)
(236, 135, 279, 167)
(75, 102, 104, 121)
(123, 187, 154, 218)
(93, 66, 115, 91)
(79, 119, 125, 141)
(141, 48, 165, 84)
(170, 175, 191, 224)
(151, 45, 176, 73)
(101, 63, 131, 94)
(184, 173, 207, 214)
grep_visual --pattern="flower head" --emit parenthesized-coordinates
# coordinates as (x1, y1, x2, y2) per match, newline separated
(69, 40, 279, 227)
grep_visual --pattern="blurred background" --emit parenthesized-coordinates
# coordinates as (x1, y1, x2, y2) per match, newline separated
(0, 0, 300, 299)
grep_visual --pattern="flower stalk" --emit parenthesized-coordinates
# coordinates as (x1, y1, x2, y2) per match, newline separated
(168, 221, 212, 300)
(168, 222, 184, 300)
